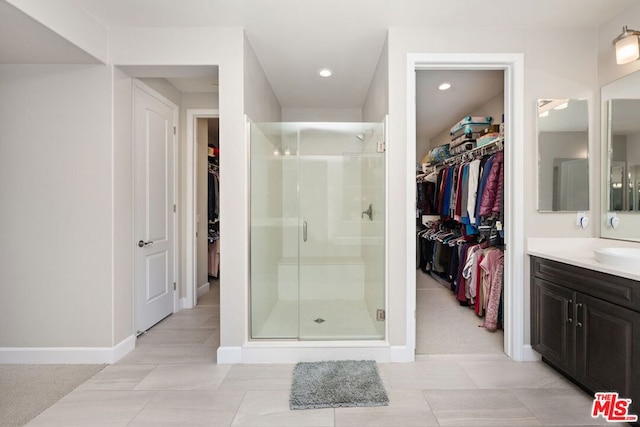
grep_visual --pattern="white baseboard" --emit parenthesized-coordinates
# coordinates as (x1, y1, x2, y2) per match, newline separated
(522, 345, 542, 362)
(197, 282, 210, 298)
(180, 297, 192, 310)
(216, 342, 391, 364)
(0, 335, 136, 364)
(390, 345, 414, 362)
(217, 346, 242, 364)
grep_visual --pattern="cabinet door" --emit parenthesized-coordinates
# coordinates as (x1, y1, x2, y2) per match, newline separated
(576, 293, 640, 413)
(531, 277, 575, 374)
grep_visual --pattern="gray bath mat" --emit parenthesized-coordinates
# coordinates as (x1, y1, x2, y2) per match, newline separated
(290, 360, 389, 410)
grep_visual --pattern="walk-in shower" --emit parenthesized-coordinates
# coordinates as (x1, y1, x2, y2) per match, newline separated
(250, 122, 385, 340)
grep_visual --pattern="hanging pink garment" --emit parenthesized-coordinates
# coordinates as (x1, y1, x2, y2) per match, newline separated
(482, 249, 504, 331)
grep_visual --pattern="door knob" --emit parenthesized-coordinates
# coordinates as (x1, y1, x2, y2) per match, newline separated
(138, 240, 153, 247)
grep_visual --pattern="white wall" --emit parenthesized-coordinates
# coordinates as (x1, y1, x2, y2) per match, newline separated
(597, 2, 640, 87)
(363, 36, 389, 123)
(0, 65, 114, 347)
(109, 26, 248, 350)
(282, 108, 362, 122)
(244, 34, 282, 123)
(243, 34, 284, 339)
(387, 26, 598, 350)
(138, 78, 182, 106)
(113, 66, 134, 344)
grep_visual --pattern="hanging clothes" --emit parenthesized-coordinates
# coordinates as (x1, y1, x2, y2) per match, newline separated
(478, 151, 504, 217)
(208, 164, 219, 224)
(417, 139, 505, 333)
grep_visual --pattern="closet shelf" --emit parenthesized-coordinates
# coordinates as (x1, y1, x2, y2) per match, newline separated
(422, 137, 504, 173)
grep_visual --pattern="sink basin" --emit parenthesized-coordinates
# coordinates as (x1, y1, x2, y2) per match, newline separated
(594, 247, 640, 268)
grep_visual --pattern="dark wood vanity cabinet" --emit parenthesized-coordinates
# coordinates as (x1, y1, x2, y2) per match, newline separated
(531, 257, 640, 415)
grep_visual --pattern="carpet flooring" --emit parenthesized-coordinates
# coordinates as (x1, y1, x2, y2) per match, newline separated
(416, 271, 504, 354)
(0, 364, 105, 427)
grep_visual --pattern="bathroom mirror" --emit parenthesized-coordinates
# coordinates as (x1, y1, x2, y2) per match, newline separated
(606, 99, 640, 212)
(601, 69, 640, 241)
(537, 99, 589, 212)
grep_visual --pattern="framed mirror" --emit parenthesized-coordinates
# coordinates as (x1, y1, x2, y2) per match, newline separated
(606, 99, 640, 212)
(601, 69, 640, 241)
(537, 99, 589, 212)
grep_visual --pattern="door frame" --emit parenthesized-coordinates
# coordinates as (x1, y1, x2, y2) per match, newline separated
(406, 53, 531, 361)
(185, 108, 219, 309)
(132, 79, 180, 328)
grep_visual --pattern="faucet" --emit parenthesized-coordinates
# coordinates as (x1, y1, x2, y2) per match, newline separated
(362, 203, 373, 221)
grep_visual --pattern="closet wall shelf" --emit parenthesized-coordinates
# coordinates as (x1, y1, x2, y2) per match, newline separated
(423, 137, 504, 173)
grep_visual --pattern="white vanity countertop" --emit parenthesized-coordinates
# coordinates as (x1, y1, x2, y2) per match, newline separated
(527, 238, 640, 281)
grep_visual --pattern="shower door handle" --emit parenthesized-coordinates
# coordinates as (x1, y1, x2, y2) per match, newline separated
(303, 221, 308, 242)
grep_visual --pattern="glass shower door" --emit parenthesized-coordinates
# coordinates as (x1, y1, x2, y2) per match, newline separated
(297, 123, 386, 340)
(250, 122, 300, 339)
(250, 121, 385, 341)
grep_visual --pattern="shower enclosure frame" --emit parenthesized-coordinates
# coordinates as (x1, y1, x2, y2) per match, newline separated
(243, 116, 391, 362)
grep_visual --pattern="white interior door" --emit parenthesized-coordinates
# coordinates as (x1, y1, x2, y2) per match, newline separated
(134, 82, 177, 334)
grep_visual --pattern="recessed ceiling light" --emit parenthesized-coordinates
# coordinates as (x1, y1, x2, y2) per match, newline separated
(318, 68, 333, 78)
(438, 82, 452, 91)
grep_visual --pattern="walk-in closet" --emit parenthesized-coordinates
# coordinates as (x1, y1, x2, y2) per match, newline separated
(197, 117, 220, 299)
(415, 70, 506, 355)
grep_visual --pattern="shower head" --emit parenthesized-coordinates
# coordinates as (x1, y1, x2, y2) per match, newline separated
(355, 132, 366, 142)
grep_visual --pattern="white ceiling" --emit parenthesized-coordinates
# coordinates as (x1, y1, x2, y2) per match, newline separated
(0, 1, 100, 64)
(116, 65, 220, 93)
(66, 0, 634, 109)
(1, 0, 636, 118)
(416, 70, 504, 142)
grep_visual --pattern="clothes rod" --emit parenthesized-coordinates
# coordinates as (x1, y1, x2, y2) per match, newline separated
(425, 137, 503, 172)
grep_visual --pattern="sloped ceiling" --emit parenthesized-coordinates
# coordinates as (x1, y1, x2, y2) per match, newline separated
(0, 1, 100, 64)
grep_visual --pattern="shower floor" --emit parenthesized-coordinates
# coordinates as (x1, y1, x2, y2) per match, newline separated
(257, 299, 382, 340)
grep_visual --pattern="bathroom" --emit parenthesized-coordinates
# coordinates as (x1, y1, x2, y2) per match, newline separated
(1, 2, 640, 380)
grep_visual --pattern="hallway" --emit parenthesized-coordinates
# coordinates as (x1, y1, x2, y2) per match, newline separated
(25, 282, 612, 426)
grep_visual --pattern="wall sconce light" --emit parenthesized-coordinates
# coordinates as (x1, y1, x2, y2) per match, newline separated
(613, 25, 640, 65)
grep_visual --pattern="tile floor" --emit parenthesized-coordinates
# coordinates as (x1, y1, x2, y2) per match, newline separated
(26, 280, 623, 426)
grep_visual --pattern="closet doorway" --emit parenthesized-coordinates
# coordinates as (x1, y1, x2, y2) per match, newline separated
(415, 70, 505, 355)
(186, 109, 220, 309)
(406, 53, 527, 361)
